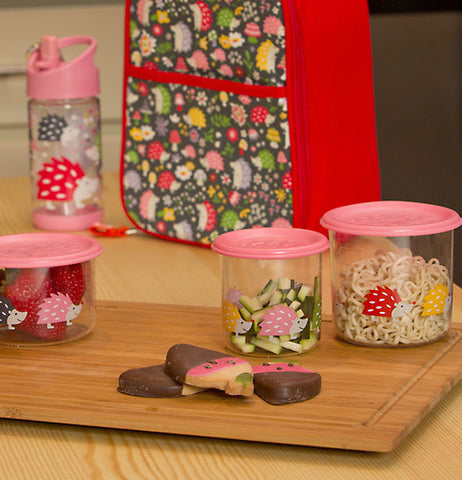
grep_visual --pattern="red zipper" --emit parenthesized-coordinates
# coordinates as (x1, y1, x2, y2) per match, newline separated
(282, 0, 311, 229)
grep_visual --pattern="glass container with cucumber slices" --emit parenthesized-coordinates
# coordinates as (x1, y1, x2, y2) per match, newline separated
(212, 228, 329, 356)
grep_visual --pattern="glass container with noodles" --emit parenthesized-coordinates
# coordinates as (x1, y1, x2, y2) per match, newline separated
(321, 201, 462, 347)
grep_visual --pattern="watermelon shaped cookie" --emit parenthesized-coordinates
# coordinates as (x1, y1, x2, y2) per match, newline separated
(164, 344, 253, 396)
(252, 362, 321, 405)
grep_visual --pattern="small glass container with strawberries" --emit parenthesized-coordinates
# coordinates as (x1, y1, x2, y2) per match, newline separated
(212, 228, 330, 356)
(0, 233, 102, 346)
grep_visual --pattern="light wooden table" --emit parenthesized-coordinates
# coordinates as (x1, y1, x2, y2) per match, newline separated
(0, 172, 461, 480)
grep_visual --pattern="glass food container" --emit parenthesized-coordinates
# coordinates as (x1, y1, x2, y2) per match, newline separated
(0, 233, 103, 346)
(321, 201, 462, 347)
(212, 227, 330, 356)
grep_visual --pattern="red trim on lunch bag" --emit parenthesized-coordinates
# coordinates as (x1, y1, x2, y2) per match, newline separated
(291, 0, 381, 233)
(126, 65, 287, 98)
(281, 0, 311, 230)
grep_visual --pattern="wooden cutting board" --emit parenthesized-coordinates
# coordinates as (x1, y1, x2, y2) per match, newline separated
(0, 301, 461, 452)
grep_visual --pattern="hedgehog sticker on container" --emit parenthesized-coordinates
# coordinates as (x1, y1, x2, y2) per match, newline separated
(259, 303, 308, 341)
(422, 284, 451, 317)
(36, 292, 83, 330)
(362, 286, 414, 322)
(0, 294, 27, 330)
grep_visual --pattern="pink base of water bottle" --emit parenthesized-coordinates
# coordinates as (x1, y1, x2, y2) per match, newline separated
(32, 206, 104, 231)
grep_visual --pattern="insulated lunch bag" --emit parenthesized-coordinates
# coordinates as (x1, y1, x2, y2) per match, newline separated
(121, 0, 381, 245)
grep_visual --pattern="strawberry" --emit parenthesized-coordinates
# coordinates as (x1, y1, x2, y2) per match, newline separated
(6, 268, 52, 313)
(50, 263, 86, 304)
(5, 268, 66, 341)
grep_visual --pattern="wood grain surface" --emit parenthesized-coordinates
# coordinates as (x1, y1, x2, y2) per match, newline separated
(0, 301, 460, 453)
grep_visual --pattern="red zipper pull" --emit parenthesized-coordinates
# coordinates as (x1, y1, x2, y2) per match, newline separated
(89, 222, 139, 237)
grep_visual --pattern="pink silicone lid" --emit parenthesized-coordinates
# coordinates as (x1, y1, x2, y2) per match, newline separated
(321, 201, 462, 236)
(0, 233, 103, 268)
(27, 35, 100, 100)
(211, 228, 329, 259)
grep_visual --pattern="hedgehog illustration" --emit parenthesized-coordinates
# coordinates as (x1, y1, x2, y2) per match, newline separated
(171, 21, 193, 53)
(223, 300, 253, 335)
(256, 40, 279, 74)
(259, 304, 308, 340)
(37, 113, 67, 141)
(190, 0, 212, 32)
(36, 157, 99, 209)
(184, 107, 206, 128)
(197, 200, 217, 232)
(230, 158, 252, 189)
(0, 294, 27, 330)
(422, 284, 451, 316)
(226, 286, 243, 307)
(36, 293, 82, 329)
(362, 286, 414, 321)
(153, 85, 172, 115)
(187, 50, 210, 71)
(136, 0, 153, 26)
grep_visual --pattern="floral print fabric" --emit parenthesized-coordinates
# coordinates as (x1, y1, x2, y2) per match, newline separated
(129, 0, 287, 86)
(123, 0, 293, 245)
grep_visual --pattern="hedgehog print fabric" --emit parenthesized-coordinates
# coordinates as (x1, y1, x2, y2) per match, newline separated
(123, 0, 293, 244)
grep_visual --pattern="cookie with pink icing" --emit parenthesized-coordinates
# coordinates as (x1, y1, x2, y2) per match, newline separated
(252, 362, 321, 405)
(164, 344, 253, 396)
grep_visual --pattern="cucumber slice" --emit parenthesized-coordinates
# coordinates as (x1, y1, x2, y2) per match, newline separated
(277, 335, 291, 343)
(233, 342, 256, 354)
(231, 334, 256, 353)
(269, 289, 284, 305)
(251, 306, 271, 323)
(277, 277, 291, 292)
(297, 284, 313, 302)
(230, 334, 246, 345)
(239, 295, 262, 313)
(300, 336, 319, 351)
(289, 300, 301, 310)
(257, 279, 276, 305)
(285, 289, 297, 303)
(311, 276, 322, 329)
(250, 336, 283, 354)
(280, 340, 303, 353)
(239, 307, 252, 321)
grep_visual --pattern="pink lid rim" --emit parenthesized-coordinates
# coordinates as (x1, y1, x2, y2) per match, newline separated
(320, 201, 462, 236)
(211, 228, 329, 259)
(0, 233, 103, 268)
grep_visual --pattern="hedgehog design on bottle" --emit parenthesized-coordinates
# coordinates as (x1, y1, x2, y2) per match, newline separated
(37, 157, 99, 212)
(0, 294, 27, 330)
(362, 286, 414, 322)
(36, 292, 82, 329)
(422, 284, 451, 317)
(259, 304, 308, 340)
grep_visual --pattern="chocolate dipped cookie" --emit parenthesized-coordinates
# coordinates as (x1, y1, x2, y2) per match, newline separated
(164, 343, 254, 396)
(118, 364, 204, 398)
(252, 362, 321, 405)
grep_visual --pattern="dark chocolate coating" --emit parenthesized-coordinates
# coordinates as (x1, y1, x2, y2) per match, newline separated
(118, 364, 186, 398)
(253, 371, 321, 405)
(164, 343, 230, 384)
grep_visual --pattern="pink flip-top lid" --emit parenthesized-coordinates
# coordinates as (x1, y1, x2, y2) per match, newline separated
(321, 201, 462, 236)
(212, 228, 329, 259)
(27, 35, 100, 99)
(0, 233, 103, 268)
